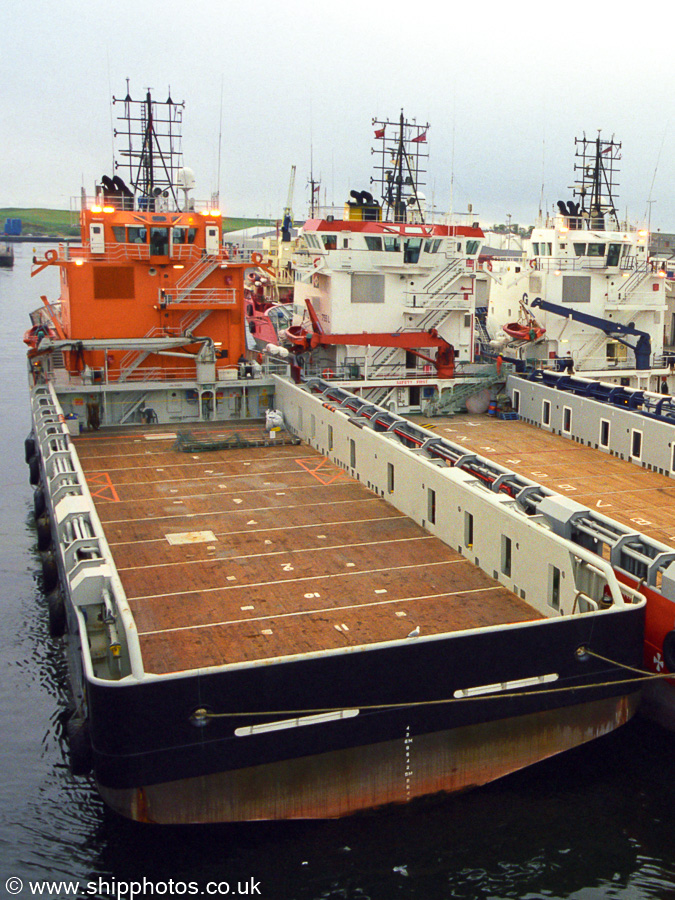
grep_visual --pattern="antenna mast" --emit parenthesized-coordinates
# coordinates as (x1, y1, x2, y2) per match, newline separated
(112, 84, 185, 209)
(573, 131, 621, 229)
(371, 110, 429, 223)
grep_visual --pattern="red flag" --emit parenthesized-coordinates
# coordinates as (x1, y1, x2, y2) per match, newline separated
(374, 127, 386, 138)
(412, 130, 427, 143)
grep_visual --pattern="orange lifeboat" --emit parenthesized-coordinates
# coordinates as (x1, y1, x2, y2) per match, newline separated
(503, 322, 546, 341)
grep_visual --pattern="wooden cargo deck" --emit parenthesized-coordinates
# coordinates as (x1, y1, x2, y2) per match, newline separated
(410, 414, 675, 548)
(74, 422, 541, 676)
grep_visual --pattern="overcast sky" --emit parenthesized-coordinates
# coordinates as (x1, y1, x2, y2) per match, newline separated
(3, 0, 674, 231)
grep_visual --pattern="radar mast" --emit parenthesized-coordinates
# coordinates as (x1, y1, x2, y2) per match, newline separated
(111, 81, 185, 209)
(371, 111, 429, 223)
(573, 132, 621, 229)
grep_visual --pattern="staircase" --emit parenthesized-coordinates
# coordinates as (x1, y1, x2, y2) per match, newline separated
(423, 367, 503, 417)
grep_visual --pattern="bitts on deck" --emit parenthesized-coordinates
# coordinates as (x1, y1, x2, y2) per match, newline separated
(74, 422, 542, 677)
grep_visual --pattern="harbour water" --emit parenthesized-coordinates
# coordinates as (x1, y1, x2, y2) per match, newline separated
(1, 248, 674, 900)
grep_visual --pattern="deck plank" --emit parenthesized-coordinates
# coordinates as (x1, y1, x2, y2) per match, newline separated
(75, 422, 543, 676)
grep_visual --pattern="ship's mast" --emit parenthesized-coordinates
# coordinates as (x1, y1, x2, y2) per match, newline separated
(112, 82, 185, 209)
(573, 132, 621, 229)
(371, 111, 429, 223)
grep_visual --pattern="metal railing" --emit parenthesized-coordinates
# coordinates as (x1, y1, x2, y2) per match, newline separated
(161, 287, 237, 306)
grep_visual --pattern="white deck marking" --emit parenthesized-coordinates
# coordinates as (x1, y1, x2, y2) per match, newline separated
(107, 514, 406, 547)
(165, 531, 217, 546)
(138, 584, 502, 636)
(102, 495, 384, 526)
(117, 535, 434, 572)
(130, 558, 467, 602)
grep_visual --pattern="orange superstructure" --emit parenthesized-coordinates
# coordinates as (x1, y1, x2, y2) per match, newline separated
(29, 203, 271, 383)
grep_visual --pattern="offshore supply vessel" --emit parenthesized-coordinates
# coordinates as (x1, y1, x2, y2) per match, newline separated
(24, 90, 649, 823)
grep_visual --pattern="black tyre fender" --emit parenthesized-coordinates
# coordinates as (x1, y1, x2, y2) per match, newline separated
(36, 514, 52, 551)
(47, 587, 66, 637)
(33, 487, 46, 519)
(29, 454, 41, 486)
(41, 550, 58, 592)
(24, 434, 36, 463)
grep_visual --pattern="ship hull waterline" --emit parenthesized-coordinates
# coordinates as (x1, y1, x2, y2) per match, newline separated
(98, 693, 639, 823)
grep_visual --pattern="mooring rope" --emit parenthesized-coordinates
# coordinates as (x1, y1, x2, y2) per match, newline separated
(194, 650, 673, 721)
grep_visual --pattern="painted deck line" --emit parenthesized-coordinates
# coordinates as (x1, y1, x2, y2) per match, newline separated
(117, 535, 435, 572)
(127, 558, 468, 602)
(138, 585, 507, 637)
(106, 514, 408, 547)
(98, 495, 384, 526)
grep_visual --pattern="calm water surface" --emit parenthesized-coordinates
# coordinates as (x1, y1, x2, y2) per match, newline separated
(0, 250, 673, 900)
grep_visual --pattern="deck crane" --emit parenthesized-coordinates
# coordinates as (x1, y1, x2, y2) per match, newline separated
(529, 296, 652, 369)
(281, 165, 296, 242)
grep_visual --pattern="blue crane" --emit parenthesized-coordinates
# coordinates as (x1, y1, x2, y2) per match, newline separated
(529, 296, 652, 370)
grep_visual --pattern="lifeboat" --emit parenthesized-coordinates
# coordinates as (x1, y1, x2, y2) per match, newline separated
(503, 322, 546, 342)
(23, 324, 56, 350)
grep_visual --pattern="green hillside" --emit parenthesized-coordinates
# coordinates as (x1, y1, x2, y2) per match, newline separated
(1, 208, 79, 236)
(1, 208, 274, 238)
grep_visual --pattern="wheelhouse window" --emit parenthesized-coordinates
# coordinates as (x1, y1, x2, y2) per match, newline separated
(466, 240, 480, 255)
(127, 226, 147, 243)
(173, 226, 197, 244)
(587, 243, 606, 257)
(150, 227, 170, 255)
(364, 236, 382, 251)
(321, 234, 337, 250)
(383, 236, 401, 252)
(404, 238, 422, 263)
(112, 226, 125, 242)
(424, 238, 441, 253)
(573, 243, 587, 256)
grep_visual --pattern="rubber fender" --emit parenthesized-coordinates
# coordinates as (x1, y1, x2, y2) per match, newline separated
(36, 514, 52, 551)
(24, 434, 36, 463)
(41, 550, 58, 592)
(47, 587, 66, 638)
(29, 454, 41, 486)
(33, 487, 46, 519)
(66, 716, 92, 777)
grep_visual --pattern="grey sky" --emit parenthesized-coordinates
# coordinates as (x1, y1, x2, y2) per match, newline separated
(3, 0, 674, 230)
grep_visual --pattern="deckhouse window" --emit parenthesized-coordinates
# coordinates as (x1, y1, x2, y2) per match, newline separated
(112, 226, 125, 242)
(173, 226, 196, 244)
(364, 236, 383, 251)
(127, 226, 147, 243)
(321, 234, 337, 250)
(573, 243, 587, 256)
(150, 227, 170, 255)
(587, 243, 606, 257)
(466, 240, 480, 255)
(404, 238, 422, 263)
(383, 236, 401, 252)
(424, 238, 441, 253)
